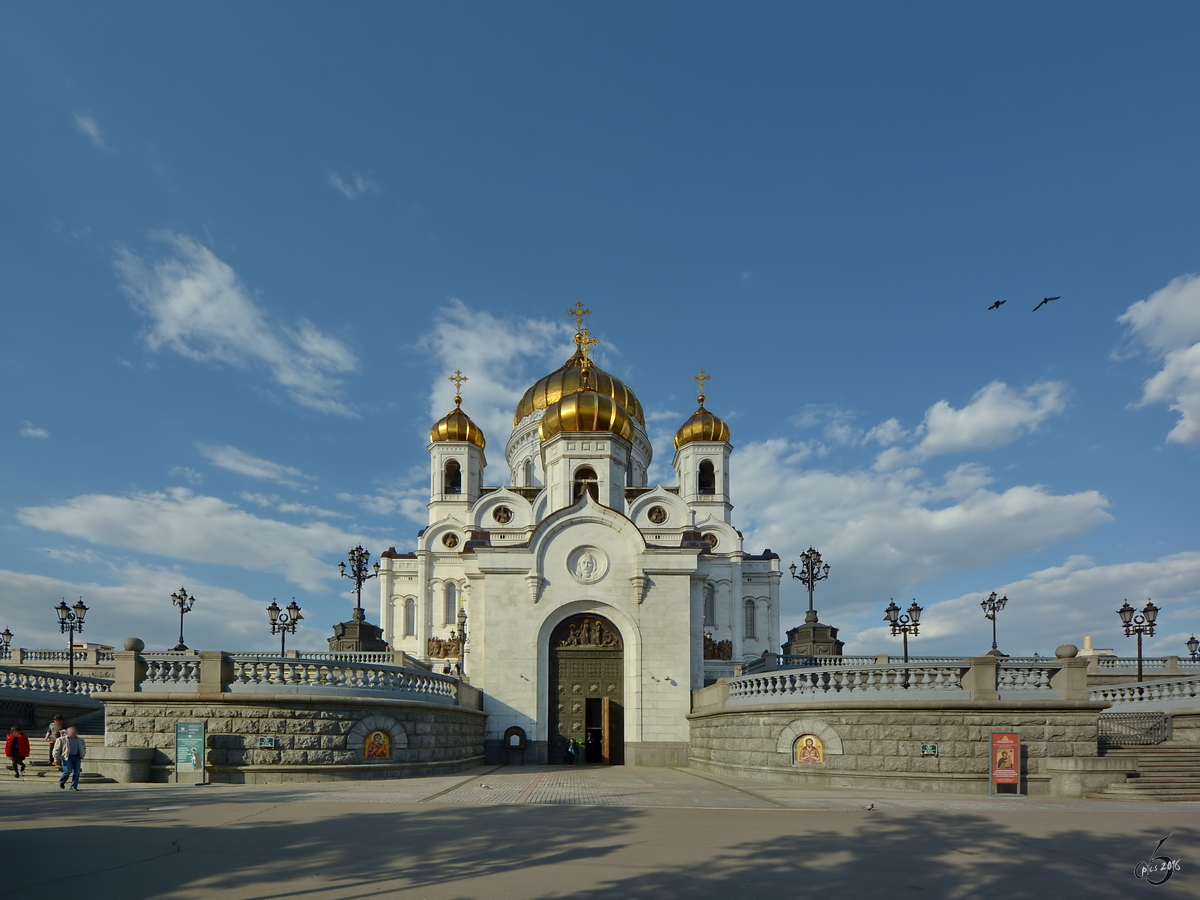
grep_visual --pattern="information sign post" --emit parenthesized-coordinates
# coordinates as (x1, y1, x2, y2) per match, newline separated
(175, 721, 207, 785)
(989, 731, 1022, 796)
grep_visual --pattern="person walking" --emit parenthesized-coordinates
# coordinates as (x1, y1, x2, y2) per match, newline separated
(5, 726, 30, 778)
(53, 726, 87, 791)
(566, 738, 578, 766)
(44, 715, 65, 764)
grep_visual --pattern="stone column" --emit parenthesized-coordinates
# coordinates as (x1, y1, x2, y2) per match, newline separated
(1050, 658, 1091, 700)
(962, 656, 999, 700)
(198, 651, 231, 694)
(112, 643, 146, 692)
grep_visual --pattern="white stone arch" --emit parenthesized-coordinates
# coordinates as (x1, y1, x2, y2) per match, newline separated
(776, 718, 843, 756)
(533, 599, 644, 748)
(346, 714, 410, 763)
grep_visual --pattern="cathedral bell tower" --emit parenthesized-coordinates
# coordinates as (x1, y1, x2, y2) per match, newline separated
(428, 370, 487, 523)
(673, 370, 733, 524)
(538, 329, 635, 512)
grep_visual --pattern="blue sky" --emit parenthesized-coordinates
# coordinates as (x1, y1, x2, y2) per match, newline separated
(2, 3, 1199, 657)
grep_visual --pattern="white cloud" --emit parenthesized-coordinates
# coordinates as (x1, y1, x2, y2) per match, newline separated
(874, 380, 1067, 470)
(20, 422, 49, 439)
(73, 112, 108, 150)
(16, 489, 370, 592)
(850, 552, 1200, 657)
(419, 299, 577, 477)
(328, 172, 379, 200)
(238, 491, 346, 519)
(198, 444, 314, 488)
(169, 466, 203, 485)
(1118, 274, 1200, 445)
(115, 233, 359, 415)
(735, 439, 1112, 624)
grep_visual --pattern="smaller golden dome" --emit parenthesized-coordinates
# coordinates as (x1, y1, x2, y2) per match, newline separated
(539, 369, 635, 443)
(674, 400, 730, 449)
(431, 397, 486, 449)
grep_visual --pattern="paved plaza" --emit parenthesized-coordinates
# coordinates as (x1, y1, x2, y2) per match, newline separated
(1, 765, 1195, 899)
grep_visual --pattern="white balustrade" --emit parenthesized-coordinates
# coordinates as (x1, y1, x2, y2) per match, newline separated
(727, 663, 968, 704)
(1091, 675, 1200, 709)
(0, 664, 111, 696)
(996, 664, 1054, 691)
(225, 655, 457, 702)
(141, 654, 202, 691)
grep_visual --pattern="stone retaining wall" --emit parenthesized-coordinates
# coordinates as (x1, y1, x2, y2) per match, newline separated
(102, 691, 486, 783)
(688, 699, 1121, 796)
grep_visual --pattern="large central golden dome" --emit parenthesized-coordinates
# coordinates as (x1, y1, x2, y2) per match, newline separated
(514, 346, 645, 427)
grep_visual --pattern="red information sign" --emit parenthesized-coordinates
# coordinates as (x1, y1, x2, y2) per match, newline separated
(991, 732, 1020, 785)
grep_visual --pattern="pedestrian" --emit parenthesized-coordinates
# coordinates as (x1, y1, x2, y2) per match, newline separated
(44, 715, 65, 764)
(5, 726, 30, 778)
(566, 738, 578, 766)
(53, 726, 87, 791)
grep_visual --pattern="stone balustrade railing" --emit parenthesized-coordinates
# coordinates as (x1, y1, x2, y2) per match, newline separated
(0, 663, 113, 696)
(1092, 656, 1199, 671)
(723, 656, 1090, 706)
(109, 648, 472, 707)
(1090, 674, 1200, 709)
(0, 647, 116, 666)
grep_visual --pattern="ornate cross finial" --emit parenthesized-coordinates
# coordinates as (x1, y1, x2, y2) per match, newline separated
(693, 368, 712, 403)
(567, 301, 592, 333)
(448, 370, 468, 406)
(576, 329, 598, 363)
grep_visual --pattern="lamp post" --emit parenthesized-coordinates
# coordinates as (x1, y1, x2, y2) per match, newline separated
(980, 592, 1009, 657)
(1117, 599, 1158, 683)
(171, 587, 196, 651)
(456, 606, 468, 677)
(339, 545, 380, 615)
(55, 597, 88, 676)
(267, 599, 303, 655)
(0, 627, 11, 660)
(1187, 635, 1199, 661)
(884, 599, 923, 688)
(789, 547, 831, 620)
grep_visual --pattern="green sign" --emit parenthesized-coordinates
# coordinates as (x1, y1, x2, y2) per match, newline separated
(175, 721, 207, 784)
(258, 736, 275, 749)
(920, 743, 938, 757)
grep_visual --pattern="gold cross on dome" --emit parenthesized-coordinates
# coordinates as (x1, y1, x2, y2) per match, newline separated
(567, 301, 592, 332)
(693, 369, 712, 402)
(576, 329, 598, 362)
(448, 370, 468, 403)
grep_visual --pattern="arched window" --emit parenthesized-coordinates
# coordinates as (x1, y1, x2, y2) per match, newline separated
(744, 599, 756, 639)
(698, 460, 716, 495)
(444, 583, 457, 625)
(404, 598, 416, 636)
(573, 466, 598, 502)
(444, 460, 462, 495)
(523, 458, 534, 487)
(703, 584, 716, 627)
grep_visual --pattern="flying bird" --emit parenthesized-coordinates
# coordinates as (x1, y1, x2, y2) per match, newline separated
(987, 300, 1006, 310)
(1032, 296, 1060, 312)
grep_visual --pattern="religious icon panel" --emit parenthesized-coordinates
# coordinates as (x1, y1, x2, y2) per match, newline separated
(364, 729, 391, 759)
(794, 734, 825, 765)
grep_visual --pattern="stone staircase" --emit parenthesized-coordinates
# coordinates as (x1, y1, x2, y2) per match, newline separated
(16, 710, 114, 784)
(1088, 746, 1200, 801)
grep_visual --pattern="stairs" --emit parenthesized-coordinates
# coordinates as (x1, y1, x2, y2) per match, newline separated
(1088, 746, 1200, 801)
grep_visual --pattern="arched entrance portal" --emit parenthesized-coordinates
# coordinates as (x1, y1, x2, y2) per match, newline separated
(549, 613, 624, 765)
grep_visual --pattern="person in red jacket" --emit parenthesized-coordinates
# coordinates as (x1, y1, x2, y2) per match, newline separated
(5, 726, 30, 778)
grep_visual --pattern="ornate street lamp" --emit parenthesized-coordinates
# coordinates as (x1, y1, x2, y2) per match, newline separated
(980, 592, 1009, 657)
(1187, 634, 1199, 661)
(267, 599, 303, 655)
(55, 597, 88, 676)
(171, 587, 196, 651)
(789, 547, 831, 620)
(884, 599, 923, 667)
(456, 606, 468, 677)
(339, 545, 381, 615)
(1117, 599, 1158, 682)
(0, 627, 12, 660)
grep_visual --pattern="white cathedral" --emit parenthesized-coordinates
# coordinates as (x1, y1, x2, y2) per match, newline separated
(377, 307, 781, 765)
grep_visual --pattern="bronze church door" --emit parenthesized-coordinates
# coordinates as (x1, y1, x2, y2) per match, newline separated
(549, 614, 624, 765)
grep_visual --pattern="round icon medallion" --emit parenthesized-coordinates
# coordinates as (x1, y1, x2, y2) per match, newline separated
(567, 546, 609, 584)
(442, 532, 460, 549)
(492, 505, 513, 524)
(647, 505, 668, 525)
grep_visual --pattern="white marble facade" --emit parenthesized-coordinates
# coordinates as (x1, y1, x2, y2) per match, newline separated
(379, 330, 780, 765)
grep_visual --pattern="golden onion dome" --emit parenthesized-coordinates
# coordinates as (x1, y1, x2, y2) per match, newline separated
(674, 399, 731, 449)
(430, 397, 486, 449)
(538, 371, 635, 443)
(514, 347, 645, 427)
